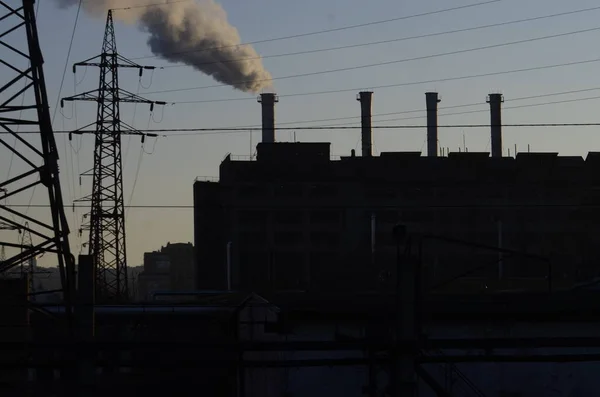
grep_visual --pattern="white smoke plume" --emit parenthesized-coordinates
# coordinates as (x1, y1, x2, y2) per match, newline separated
(54, 0, 273, 93)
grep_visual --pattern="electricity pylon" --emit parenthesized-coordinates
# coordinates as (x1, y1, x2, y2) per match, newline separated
(62, 10, 164, 303)
(0, 0, 76, 310)
(19, 222, 36, 298)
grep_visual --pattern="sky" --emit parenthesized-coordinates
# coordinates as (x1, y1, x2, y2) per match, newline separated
(3, 0, 600, 268)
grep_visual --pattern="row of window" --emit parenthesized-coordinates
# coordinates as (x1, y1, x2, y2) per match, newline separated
(238, 184, 338, 198)
(239, 232, 341, 246)
(237, 210, 342, 225)
(236, 209, 600, 226)
(237, 184, 595, 200)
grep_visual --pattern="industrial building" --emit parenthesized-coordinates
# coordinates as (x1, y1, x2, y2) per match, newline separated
(136, 242, 195, 300)
(194, 92, 600, 294)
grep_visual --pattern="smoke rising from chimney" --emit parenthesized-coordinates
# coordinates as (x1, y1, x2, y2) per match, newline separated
(54, 0, 273, 93)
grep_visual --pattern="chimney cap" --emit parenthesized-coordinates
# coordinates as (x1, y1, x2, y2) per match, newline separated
(257, 93, 279, 103)
(356, 91, 373, 101)
(486, 93, 504, 103)
(425, 92, 441, 103)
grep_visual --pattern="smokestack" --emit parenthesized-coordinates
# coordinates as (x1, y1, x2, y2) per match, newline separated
(258, 93, 278, 143)
(425, 92, 441, 157)
(487, 93, 504, 158)
(357, 91, 373, 157)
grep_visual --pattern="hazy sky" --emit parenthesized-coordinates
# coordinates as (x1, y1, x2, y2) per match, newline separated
(3, 0, 600, 267)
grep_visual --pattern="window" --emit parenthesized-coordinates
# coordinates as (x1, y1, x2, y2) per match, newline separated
(310, 210, 341, 224)
(400, 210, 433, 223)
(238, 185, 268, 198)
(368, 210, 399, 224)
(273, 232, 303, 246)
(237, 210, 268, 225)
(310, 232, 340, 246)
(365, 188, 395, 199)
(274, 184, 303, 198)
(309, 184, 337, 198)
(272, 253, 306, 290)
(273, 211, 303, 225)
(374, 231, 395, 247)
(238, 232, 267, 247)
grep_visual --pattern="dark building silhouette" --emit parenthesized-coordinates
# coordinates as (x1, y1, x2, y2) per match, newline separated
(194, 91, 600, 294)
(194, 143, 600, 294)
(137, 242, 194, 300)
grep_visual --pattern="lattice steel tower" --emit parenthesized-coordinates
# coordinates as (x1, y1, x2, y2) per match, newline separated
(62, 10, 162, 303)
(0, 0, 76, 308)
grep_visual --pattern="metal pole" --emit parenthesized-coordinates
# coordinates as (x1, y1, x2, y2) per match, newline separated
(371, 212, 376, 266)
(497, 220, 503, 280)
(226, 241, 232, 291)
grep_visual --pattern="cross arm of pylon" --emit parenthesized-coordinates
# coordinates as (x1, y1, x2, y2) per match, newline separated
(118, 88, 166, 107)
(0, 242, 53, 273)
(61, 88, 165, 108)
(119, 121, 160, 142)
(0, 221, 17, 230)
(60, 89, 100, 104)
(72, 53, 156, 74)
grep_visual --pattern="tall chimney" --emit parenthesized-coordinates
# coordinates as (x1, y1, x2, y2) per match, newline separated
(258, 93, 278, 143)
(357, 91, 373, 157)
(487, 93, 504, 158)
(425, 92, 441, 157)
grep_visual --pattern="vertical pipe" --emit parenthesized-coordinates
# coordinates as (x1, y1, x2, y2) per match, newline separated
(425, 92, 441, 157)
(497, 220, 503, 280)
(258, 93, 278, 143)
(226, 241, 232, 291)
(371, 213, 376, 266)
(487, 93, 504, 158)
(357, 91, 373, 157)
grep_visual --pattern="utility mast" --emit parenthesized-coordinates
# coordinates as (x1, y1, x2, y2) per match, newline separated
(0, 1, 76, 311)
(62, 10, 164, 303)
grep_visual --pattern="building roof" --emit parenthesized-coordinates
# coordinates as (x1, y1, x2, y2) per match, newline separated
(211, 144, 600, 185)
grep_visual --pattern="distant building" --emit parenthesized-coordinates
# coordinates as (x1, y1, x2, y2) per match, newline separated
(161, 242, 195, 291)
(194, 142, 600, 294)
(137, 242, 194, 300)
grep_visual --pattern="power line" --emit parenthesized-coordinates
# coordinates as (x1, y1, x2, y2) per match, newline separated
(131, 0, 503, 60)
(157, 123, 600, 137)
(7, 203, 600, 210)
(8, 122, 600, 137)
(370, 94, 600, 124)
(170, 57, 600, 104)
(11, 89, 600, 136)
(185, 87, 600, 130)
(10, 121, 600, 137)
(309, 94, 600, 127)
(147, 27, 600, 94)
(51, 0, 82, 126)
(110, 0, 194, 11)
(159, 6, 600, 70)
